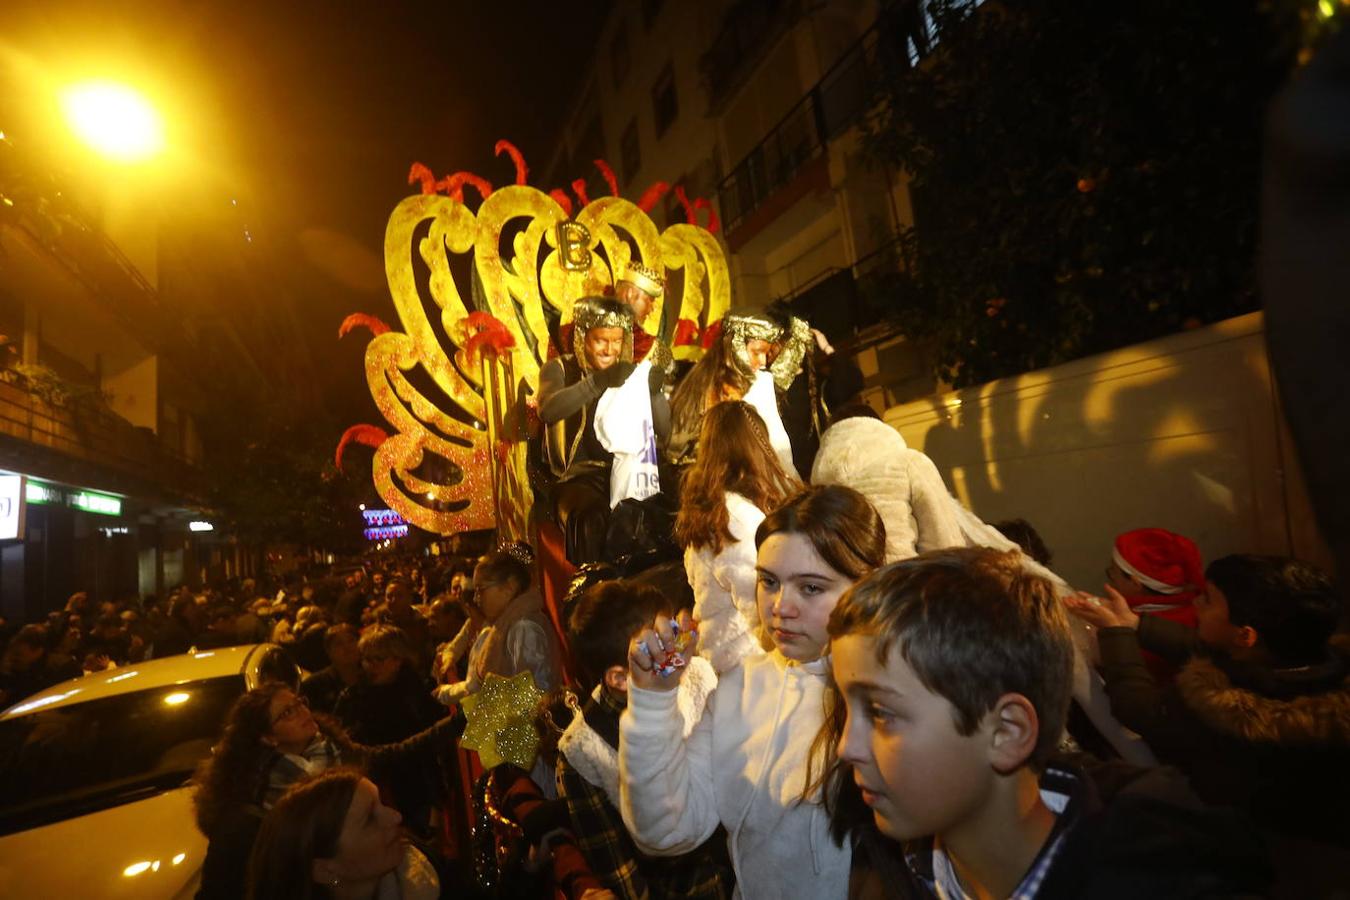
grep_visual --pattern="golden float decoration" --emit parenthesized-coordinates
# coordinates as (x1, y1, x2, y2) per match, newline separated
(339, 143, 729, 538)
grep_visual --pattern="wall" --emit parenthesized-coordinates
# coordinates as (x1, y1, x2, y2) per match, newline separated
(103, 353, 159, 432)
(883, 312, 1331, 590)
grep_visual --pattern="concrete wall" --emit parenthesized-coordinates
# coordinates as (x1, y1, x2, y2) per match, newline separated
(883, 312, 1331, 591)
(103, 354, 159, 432)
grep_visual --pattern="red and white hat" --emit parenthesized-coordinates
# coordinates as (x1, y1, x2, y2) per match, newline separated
(1113, 528, 1204, 596)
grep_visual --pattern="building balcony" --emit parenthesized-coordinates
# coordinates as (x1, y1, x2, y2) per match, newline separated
(0, 137, 168, 354)
(715, 1, 936, 246)
(701, 0, 804, 115)
(0, 370, 204, 505)
(770, 236, 907, 343)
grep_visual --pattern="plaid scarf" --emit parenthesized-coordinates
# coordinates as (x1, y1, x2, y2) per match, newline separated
(262, 735, 344, 809)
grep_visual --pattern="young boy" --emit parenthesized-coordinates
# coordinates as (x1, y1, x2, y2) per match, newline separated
(556, 580, 733, 900)
(830, 547, 1269, 899)
(1067, 553, 1350, 894)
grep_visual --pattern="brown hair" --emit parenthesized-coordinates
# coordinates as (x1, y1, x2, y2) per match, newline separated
(754, 484, 886, 581)
(192, 682, 292, 837)
(357, 624, 415, 668)
(567, 580, 673, 688)
(322, 624, 359, 653)
(836, 548, 1071, 759)
(669, 338, 751, 442)
(675, 401, 798, 553)
(245, 768, 364, 900)
(810, 548, 1073, 840)
(475, 550, 532, 595)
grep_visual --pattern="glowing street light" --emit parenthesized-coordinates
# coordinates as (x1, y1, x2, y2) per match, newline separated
(61, 81, 164, 161)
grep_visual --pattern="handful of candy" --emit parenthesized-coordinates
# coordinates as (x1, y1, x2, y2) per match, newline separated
(640, 620, 697, 678)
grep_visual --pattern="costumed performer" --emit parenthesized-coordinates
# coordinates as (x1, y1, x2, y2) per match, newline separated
(550, 261, 665, 363)
(669, 309, 804, 477)
(538, 296, 671, 564)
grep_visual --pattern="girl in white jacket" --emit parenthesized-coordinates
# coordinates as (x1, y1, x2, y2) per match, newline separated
(620, 485, 887, 900)
(674, 400, 799, 673)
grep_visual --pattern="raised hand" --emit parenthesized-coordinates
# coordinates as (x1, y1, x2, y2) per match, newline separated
(627, 609, 697, 693)
(595, 360, 636, 390)
(1064, 584, 1140, 631)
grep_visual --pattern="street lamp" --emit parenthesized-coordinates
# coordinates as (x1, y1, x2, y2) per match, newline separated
(60, 81, 164, 161)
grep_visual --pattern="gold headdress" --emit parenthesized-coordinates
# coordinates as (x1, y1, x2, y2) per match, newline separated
(722, 310, 783, 380)
(570, 296, 634, 370)
(622, 261, 665, 298)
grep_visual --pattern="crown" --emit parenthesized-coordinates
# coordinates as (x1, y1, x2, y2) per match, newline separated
(570, 296, 635, 368)
(623, 261, 665, 297)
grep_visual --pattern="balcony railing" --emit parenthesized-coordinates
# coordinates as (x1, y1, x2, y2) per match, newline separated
(766, 236, 913, 349)
(715, 1, 944, 236)
(701, 0, 803, 113)
(0, 374, 205, 503)
(0, 137, 164, 346)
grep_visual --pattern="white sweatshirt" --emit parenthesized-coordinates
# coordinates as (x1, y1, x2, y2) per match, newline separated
(619, 650, 850, 900)
(684, 491, 764, 673)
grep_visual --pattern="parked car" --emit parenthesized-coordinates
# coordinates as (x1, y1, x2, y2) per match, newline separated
(0, 644, 298, 898)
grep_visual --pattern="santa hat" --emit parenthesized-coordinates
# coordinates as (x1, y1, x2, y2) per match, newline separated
(1113, 528, 1204, 595)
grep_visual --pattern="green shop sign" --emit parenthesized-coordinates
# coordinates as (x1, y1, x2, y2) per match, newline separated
(25, 480, 123, 516)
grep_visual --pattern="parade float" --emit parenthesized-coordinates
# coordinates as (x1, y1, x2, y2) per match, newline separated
(336, 141, 728, 545)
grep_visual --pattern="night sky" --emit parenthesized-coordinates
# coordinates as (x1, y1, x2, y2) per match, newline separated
(2, 0, 609, 423)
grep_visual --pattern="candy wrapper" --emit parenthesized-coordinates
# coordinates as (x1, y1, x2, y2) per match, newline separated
(641, 620, 697, 678)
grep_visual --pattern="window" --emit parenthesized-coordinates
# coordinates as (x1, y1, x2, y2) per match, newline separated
(611, 27, 630, 86)
(0, 676, 246, 834)
(621, 118, 641, 184)
(652, 62, 678, 138)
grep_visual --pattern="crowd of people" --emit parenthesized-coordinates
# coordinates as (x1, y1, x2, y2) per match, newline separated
(2, 263, 1347, 900)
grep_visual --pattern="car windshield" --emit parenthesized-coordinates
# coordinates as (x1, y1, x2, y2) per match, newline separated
(0, 675, 244, 835)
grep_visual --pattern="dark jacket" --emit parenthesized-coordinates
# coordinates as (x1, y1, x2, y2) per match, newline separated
(332, 666, 449, 835)
(538, 355, 671, 481)
(332, 666, 444, 746)
(1098, 618, 1350, 847)
(152, 616, 197, 658)
(298, 665, 357, 716)
(849, 755, 1271, 900)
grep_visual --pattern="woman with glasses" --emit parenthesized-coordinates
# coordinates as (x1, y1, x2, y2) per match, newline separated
(191, 681, 462, 900)
(433, 547, 562, 707)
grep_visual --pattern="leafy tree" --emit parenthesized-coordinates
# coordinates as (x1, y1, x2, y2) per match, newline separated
(862, 1, 1308, 387)
(197, 372, 367, 560)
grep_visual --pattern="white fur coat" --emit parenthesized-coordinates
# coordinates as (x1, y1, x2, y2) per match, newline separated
(810, 416, 965, 562)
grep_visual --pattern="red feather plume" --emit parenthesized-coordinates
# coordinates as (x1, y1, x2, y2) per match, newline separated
(338, 313, 391, 339)
(549, 189, 574, 218)
(408, 162, 437, 195)
(673, 318, 700, 347)
(463, 311, 517, 364)
(693, 197, 721, 234)
(495, 139, 529, 185)
(335, 424, 389, 469)
(702, 319, 724, 349)
(637, 181, 670, 213)
(593, 159, 620, 197)
(673, 185, 696, 224)
(571, 178, 591, 209)
(436, 172, 494, 203)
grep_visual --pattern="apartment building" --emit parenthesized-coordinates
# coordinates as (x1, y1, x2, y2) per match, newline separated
(0, 132, 239, 621)
(543, 0, 949, 409)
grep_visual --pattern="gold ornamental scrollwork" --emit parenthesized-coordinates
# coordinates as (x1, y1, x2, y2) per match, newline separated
(340, 155, 730, 537)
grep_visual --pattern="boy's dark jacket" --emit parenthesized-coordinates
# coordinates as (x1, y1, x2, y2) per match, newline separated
(848, 755, 1271, 900)
(1097, 617, 1350, 848)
